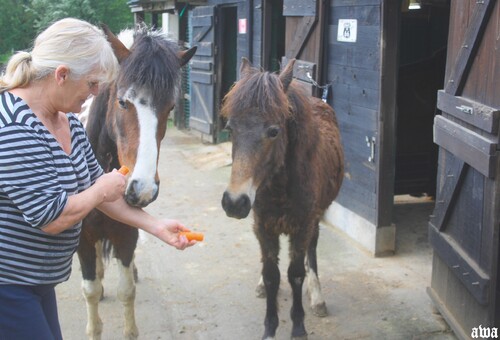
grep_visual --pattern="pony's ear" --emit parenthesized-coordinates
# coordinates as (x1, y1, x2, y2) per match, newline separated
(239, 57, 252, 78)
(101, 24, 130, 63)
(279, 58, 296, 92)
(178, 46, 197, 67)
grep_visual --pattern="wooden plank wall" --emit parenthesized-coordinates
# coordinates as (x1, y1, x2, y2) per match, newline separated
(327, 0, 381, 223)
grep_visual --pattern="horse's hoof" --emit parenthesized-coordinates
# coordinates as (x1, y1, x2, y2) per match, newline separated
(124, 326, 139, 340)
(291, 324, 307, 339)
(311, 302, 328, 317)
(256, 284, 266, 298)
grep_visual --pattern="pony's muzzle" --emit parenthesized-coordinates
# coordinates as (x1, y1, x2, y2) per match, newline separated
(221, 191, 251, 219)
(125, 179, 159, 207)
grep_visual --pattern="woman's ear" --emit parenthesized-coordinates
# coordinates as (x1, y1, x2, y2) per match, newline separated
(54, 65, 70, 85)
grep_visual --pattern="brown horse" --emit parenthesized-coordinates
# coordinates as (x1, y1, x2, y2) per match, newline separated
(221, 58, 344, 340)
(77, 25, 196, 339)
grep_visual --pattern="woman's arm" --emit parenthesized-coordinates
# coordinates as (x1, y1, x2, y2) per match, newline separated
(96, 198, 194, 250)
(41, 171, 126, 234)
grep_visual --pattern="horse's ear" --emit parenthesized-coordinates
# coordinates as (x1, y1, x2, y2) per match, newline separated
(101, 24, 130, 63)
(178, 46, 197, 67)
(240, 57, 252, 78)
(279, 58, 296, 92)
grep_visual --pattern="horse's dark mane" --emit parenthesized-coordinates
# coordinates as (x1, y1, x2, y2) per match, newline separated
(118, 27, 181, 109)
(222, 69, 309, 122)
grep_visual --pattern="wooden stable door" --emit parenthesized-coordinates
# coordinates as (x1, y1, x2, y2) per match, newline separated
(190, 6, 216, 138)
(282, 0, 328, 97)
(428, 1, 500, 338)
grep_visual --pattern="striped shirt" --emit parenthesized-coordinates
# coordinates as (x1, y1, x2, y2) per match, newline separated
(0, 91, 103, 285)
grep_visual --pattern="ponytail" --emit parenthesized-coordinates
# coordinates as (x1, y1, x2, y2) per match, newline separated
(0, 51, 33, 93)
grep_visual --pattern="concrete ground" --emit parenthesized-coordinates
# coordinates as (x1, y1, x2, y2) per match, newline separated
(56, 127, 456, 340)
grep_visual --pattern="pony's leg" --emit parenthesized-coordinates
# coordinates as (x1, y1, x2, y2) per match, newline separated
(256, 275, 266, 298)
(95, 240, 105, 299)
(288, 232, 309, 340)
(257, 230, 280, 340)
(117, 257, 139, 339)
(78, 239, 103, 340)
(114, 227, 139, 339)
(305, 223, 327, 317)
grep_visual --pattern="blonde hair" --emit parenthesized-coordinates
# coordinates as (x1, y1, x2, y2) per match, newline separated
(0, 18, 118, 93)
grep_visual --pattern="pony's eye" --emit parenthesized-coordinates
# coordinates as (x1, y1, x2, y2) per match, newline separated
(267, 126, 280, 138)
(118, 99, 127, 109)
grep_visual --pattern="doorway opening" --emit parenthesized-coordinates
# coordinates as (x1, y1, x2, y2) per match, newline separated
(215, 5, 237, 143)
(395, 1, 450, 199)
(262, 0, 285, 72)
(393, 1, 450, 249)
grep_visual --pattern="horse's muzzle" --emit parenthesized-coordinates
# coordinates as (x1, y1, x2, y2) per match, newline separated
(221, 191, 251, 219)
(125, 179, 159, 207)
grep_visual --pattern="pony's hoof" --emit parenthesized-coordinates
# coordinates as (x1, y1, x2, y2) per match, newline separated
(311, 302, 328, 317)
(256, 284, 266, 298)
(291, 324, 307, 339)
(124, 327, 139, 340)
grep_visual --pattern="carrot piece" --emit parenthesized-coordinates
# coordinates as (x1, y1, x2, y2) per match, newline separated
(118, 166, 130, 175)
(179, 231, 204, 242)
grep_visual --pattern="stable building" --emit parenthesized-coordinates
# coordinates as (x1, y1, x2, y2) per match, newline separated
(129, 1, 500, 337)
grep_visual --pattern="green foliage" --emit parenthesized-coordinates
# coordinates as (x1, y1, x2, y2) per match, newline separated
(0, 0, 37, 55)
(0, 0, 134, 57)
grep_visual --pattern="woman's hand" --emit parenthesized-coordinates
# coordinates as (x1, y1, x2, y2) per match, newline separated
(151, 219, 197, 250)
(94, 170, 127, 203)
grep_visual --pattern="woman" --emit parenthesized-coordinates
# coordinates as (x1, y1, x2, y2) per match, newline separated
(0, 18, 194, 339)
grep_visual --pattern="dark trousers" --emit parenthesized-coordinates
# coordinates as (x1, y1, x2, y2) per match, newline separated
(0, 284, 63, 340)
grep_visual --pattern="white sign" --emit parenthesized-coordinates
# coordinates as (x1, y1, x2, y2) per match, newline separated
(238, 18, 247, 34)
(337, 19, 357, 43)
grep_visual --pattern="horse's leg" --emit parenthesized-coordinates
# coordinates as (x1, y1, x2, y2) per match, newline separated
(117, 257, 139, 339)
(256, 275, 266, 298)
(78, 235, 103, 340)
(256, 228, 280, 340)
(95, 240, 105, 300)
(288, 230, 309, 340)
(305, 222, 327, 317)
(114, 227, 139, 340)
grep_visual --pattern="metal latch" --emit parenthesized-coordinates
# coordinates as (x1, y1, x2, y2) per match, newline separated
(366, 136, 375, 163)
(456, 105, 473, 115)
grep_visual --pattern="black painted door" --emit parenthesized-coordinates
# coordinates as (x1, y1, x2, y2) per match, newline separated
(189, 6, 216, 138)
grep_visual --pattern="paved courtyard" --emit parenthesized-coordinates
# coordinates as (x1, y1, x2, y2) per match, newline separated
(56, 127, 456, 340)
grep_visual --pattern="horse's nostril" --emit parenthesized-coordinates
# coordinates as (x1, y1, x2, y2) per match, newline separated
(125, 179, 159, 208)
(222, 191, 251, 219)
(129, 179, 140, 194)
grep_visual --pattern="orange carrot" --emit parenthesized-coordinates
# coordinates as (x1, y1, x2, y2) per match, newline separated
(118, 166, 130, 175)
(179, 231, 204, 242)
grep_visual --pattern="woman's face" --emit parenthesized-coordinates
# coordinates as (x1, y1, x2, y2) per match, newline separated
(56, 66, 100, 114)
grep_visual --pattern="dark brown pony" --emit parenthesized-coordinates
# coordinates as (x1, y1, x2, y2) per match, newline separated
(221, 58, 344, 340)
(77, 25, 196, 339)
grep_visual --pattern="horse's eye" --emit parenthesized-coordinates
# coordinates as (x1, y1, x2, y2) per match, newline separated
(267, 126, 280, 138)
(118, 99, 128, 109)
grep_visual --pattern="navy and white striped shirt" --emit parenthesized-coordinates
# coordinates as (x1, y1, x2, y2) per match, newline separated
(0, 91, 103, 285)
